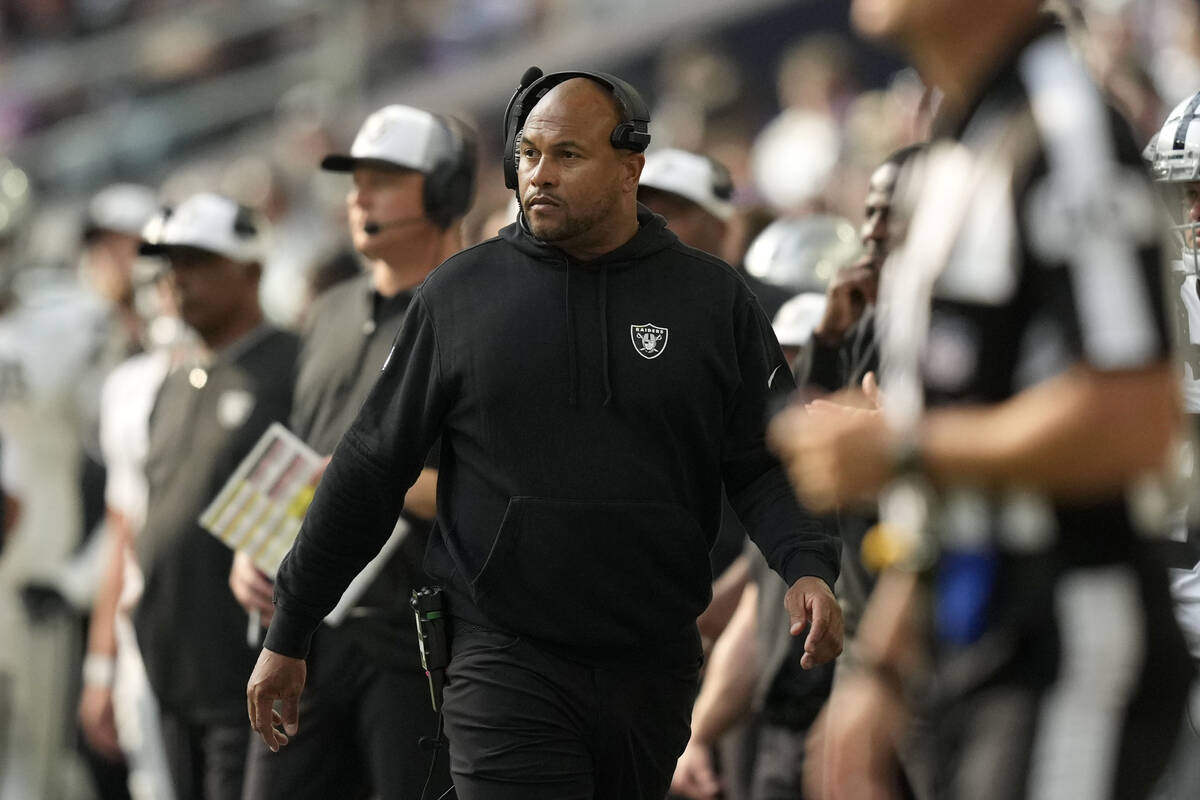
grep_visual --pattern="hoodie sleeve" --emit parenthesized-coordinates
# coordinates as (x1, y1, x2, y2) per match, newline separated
(722, 296, 841, 591)
(265, 291, 452, 659)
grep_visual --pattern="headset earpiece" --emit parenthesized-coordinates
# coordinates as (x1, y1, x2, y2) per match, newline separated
(424, 115, 478, 228)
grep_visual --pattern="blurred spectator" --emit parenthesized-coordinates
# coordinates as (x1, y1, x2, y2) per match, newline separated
(638, 147, 794, 318)
(0, 177, 111, 800)
(81, 243, 190, 800)
(122, 192, 298, 800)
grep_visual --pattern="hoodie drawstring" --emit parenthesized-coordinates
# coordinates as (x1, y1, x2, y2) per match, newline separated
(564, 260, 614, 408)
(564, 260, 578, 406)
(600, 266, 612, 407)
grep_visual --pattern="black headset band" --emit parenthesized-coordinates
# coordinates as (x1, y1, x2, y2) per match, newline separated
(503, 66, 651, 190)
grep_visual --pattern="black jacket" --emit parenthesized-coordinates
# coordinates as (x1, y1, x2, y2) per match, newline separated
(266, 207, 839, 666)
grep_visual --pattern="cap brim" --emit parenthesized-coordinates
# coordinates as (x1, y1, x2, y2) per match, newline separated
(138, 241, 229, 260)
(320, 154, 357, 172)
(138, 241, 170, 256)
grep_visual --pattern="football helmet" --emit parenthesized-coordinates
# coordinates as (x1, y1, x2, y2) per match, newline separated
(1146, 90, 1200, 272)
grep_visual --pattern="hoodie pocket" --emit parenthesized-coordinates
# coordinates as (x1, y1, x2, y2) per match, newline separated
(469, 497, 712, 651)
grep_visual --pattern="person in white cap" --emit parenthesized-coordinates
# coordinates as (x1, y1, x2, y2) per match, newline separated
(0, 162, 118, 800)
(79, 183, 160, 361)
(236, 104, 473, 800)
(638, 148, 793, 318)
(88, 192, 299, 800)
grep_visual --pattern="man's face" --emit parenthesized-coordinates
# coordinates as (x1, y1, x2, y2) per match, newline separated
(165, 247, 257, 341)
(638, 188, 726, 256)
(347, 164, 430, 259)
(860, 161, 901, 266)
(518, 80, 640, 252)
(1177, 182, 1200, 253)
(81, 231, 140, 305)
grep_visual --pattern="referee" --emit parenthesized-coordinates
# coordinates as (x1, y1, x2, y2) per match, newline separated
(772, 2, 1193, 798)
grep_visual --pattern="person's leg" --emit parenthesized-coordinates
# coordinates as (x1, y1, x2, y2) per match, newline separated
(202, 722, 249, 800)
(593, 663, 698, 800)
(747, 724, 805, 800)
(440, 626, 593, 800)
(113, 613, 176, 800)
(241, 631, 369, 800)
(158, 711, 204, 800)
(354, 659, 448, 800)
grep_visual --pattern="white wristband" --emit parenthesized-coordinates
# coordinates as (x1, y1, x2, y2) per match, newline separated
(82, 653, 116, 688)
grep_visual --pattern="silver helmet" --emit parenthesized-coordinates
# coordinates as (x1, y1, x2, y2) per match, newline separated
(1146, 90, 1200, 272)
(743, 214, 861, 295)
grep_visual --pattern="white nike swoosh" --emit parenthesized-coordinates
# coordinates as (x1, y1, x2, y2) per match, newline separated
(768, 363, 785, 390)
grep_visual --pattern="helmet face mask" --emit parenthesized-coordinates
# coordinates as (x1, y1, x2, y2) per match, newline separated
(1147, 91, 1200, 274)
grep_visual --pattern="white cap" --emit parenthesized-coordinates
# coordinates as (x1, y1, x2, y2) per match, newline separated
(321, 105, 452, 174)
(139, 192, 265, 263)
(772, 292, 828, 347)
(639, 148, 735, 221)
(85, 183, 158, 238)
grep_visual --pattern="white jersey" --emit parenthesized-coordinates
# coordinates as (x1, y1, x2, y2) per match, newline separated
(100, 347, 174, 612)
(0, 277, 109, 800)
(0, 280, 107, 613)
(1170, 258, 1200, 658)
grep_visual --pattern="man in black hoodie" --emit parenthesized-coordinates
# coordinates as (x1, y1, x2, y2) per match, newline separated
(248, 73, 842, 799)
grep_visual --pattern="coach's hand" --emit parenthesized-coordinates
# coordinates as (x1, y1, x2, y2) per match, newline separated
(247, 648, 306, 752)
(785, 576, 844, 669)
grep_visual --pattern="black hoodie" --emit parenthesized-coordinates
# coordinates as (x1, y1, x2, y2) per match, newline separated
(266, 206, 840, 667)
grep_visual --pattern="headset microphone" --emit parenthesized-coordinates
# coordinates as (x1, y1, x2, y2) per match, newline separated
(362, 216, 426, 235)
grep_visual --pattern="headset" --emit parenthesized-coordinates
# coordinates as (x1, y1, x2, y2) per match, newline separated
(706, 155, 734, 202)
(502, 66, 652, 190)
(424, 113, 478, 228)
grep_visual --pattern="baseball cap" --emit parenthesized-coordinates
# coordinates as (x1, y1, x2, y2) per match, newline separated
(321, 105, 453, 174)
(639, 148, 735, 221)
(138, 192, 265, 263)
(84, 183, 158, 240)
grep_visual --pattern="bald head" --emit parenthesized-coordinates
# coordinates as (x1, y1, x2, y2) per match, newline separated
(526, 77, 625, 139)
(517, 77, 645, 260)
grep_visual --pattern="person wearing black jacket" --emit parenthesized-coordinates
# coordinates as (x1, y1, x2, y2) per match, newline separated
(248, 73, 842, 799)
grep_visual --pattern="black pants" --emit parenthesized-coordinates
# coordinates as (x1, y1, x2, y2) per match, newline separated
(441, 625, 698, 800)
(242, 620, 449, 800)
(159, 712, 248, 800)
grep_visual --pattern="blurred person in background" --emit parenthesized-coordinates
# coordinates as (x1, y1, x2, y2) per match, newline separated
(638, 147, 785, 800)
(107, 192, 298, 800)
(247, 70, 842, 800)
(1142, 89, 1200, 800)
(237, 104, 473, 800)
(78, 183, 161, 359)
(795, 145, 934, 800)
(69, 183, 161, 800)
(80, 206, 196, 800)
(0, 162, 115, 800)
(639, 147, 793, 319)
(800, 145, 923, 397)
(772, 1, 1193, 799)
(220, 157, 339, 330)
